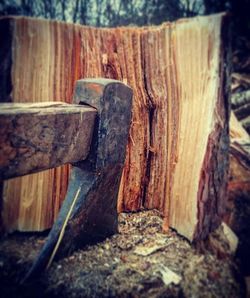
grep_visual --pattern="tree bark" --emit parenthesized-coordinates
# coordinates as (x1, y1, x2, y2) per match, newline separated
(0, 13, 230, 241)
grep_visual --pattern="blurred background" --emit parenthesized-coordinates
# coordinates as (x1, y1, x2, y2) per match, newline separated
(0, 0, 249, 101)
(0, 0, 248, 29)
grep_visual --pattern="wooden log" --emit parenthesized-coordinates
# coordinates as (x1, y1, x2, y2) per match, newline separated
(234, 103, 250, 121)
(0, 102, 96, 180)
(231, 90, 250, 109)
(224, 112, 250, 227)
(228, 112, 250, 204)
(0, 14, 230, 241)
(241, 115, 250, 135)
(224, 113, 250, 273)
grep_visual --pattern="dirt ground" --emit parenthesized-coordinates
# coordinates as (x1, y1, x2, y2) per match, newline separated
(0, 210, 246, 298)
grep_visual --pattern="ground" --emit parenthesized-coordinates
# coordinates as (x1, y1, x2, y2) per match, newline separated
(0, 210, 245, 298)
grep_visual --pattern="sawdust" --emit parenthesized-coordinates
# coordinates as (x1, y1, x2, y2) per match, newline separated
(0, 210, 245, 297)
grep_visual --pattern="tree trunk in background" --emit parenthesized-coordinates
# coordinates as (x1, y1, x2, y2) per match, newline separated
(0, 14, 230, 241)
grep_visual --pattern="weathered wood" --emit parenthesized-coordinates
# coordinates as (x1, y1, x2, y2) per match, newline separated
(0, 102, 96, 180)
(0, 14, 230, 241)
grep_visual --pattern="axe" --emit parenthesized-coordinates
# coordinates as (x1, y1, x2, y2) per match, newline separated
(0, 78, 133, 280)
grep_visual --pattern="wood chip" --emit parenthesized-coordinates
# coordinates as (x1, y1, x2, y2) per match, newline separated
(134, 239, 168, 256)
(159, 266, 182, 286)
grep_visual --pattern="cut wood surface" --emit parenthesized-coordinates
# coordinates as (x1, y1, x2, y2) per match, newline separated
(0, 102, 96, 179)
(0, 14, 229, 240)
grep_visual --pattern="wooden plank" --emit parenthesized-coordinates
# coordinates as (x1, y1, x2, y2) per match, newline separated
(0, 102, 96, 180)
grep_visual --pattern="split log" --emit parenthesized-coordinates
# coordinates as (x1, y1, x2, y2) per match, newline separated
(241, 116, 250, 135)
(229, 140, 250, 193)
(234, 103, 250, 121)
(232, 73, 250, 87)
(0, 13, 230, 241)
(224, 112, 250, 227)
(230, 112, 249, 141)
(0, 102, 96, 179)
(231, 90, 250, 109)
(207, 222, 238, 257)
(228, 112, 250, 215)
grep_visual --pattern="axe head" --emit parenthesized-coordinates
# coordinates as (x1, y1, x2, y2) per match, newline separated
(24, 79, 133, 280)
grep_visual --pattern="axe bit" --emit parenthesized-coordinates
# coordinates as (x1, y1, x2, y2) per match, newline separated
(24, 78, 133, 280)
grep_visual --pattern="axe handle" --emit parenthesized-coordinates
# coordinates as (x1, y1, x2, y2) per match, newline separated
(0, 102, 97, 180)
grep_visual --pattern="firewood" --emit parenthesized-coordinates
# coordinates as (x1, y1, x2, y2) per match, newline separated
(229, 112, 250, 195)
(231, 90, 250, 109)
(232, 73, 250, 87)
(241, 116, 250, 135)
(207, 222, 238, 257)
(0, 13, 230, 241)
(230, 112, 249, 141)
(226, 112, 250, 227)
(234, 103, 250, 121)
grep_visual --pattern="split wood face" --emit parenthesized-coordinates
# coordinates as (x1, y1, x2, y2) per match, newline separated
(0, 13, 230, 242)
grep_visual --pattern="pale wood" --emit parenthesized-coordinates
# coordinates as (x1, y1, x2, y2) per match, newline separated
(230, 112, 249, 141)
(208, 222, 238, 256)
(0, 14, 229, 240)
(0, 102, 96, 179)
(221, 222, 238, 254)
